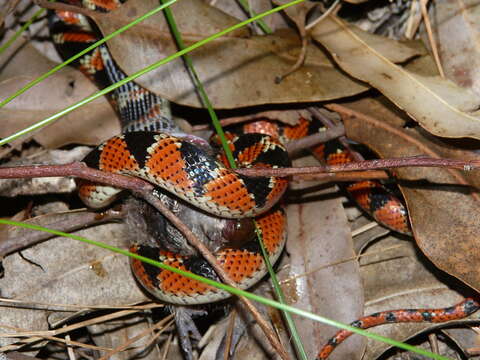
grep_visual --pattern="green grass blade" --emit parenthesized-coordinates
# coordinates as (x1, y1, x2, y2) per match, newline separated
(236, 0, 273, 34)
(255, 220, 308, 360)
(0, 218, 452, 360)
(0, 0, 179, 109)
(160, 0, 236, 168)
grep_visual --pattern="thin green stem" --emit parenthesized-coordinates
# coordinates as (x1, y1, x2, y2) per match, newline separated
(0, 0, 179, 109)
(236, 0, 273, 34)
(0, 6, 47, 55)
(160, 0, 236, 168)
(255, 220, 308, 360)
(0, 218, 452, 360)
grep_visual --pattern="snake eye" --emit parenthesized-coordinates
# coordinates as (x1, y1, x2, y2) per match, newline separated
(222, 219, 256, 249)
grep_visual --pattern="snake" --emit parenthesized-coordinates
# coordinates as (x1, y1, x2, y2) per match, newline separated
(48, 0, 478, 357)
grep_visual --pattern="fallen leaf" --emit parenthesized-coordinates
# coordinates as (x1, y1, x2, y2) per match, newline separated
(425, 0, 480, 95)
(312, 15, 480, 139)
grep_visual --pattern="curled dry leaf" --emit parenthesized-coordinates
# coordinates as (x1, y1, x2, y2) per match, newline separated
(94, 0, 372, 108)
(0, 43, 118, 148)
(285, 156, 364, 360)
(333, 97, 480, 292)
(312, 15, 480, 139)
(425, 0, 480, 95)
(360, 236, 480, 359)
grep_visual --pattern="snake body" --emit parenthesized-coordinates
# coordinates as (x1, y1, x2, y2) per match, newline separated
(77, 131, 290, 304)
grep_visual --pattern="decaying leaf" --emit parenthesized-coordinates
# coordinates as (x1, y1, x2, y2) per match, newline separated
(312, 15, 480, 139)
(335, 97, 480, 292)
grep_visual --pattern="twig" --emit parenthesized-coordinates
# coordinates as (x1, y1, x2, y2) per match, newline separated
(305, 0, 341, 30)
(97, 315, 174, 360)
(309, 106, 365, 162)
(1, 157, 477, 183)
(0, 309, 142, 352)
(419, 0, 445, 78)
(293, 170, 389, 182)
(275, 24, 308, 83)
(235, 156, 480, 177)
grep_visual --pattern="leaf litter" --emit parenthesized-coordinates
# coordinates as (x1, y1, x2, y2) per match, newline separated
(0, 0, 480, 359)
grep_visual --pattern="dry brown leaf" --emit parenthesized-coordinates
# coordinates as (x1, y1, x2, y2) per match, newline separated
(94, 0, 371, 108)
(312, 15, 480, 139)
(0, 44, 118, 148)
(335, 97, 480, 292)
(425, 0, 480, 95)
(360, 236, 480, 359)
(284, 156, 364, 360)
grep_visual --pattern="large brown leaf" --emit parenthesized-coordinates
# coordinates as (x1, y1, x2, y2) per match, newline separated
(312, 15, 480, 139)
(92, 0, 420, 109)
(334, 98, 480, 292)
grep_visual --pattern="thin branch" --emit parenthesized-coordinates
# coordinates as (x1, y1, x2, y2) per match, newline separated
(275, 25, 308, 83)
(1, 157, 477, 182)
(235, 156, 480, 177)
(324, 102, 480, 202)
(294, 170, 389, 182)
(309, 106, 365, 162)
(419, 0, 445, 78)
